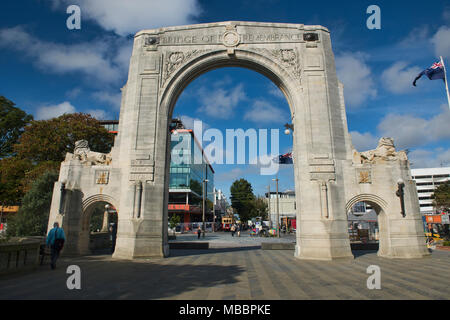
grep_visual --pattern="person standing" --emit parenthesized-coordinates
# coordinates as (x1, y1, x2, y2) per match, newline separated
(231, 224, 236, 237)
(46, 222, 66, 270)
(197, 225, 202, 239)
(109, 222, 117, 253)
(237, 223, 241, 237)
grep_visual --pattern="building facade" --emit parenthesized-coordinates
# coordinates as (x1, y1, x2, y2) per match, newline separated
(411, 167, 450, 214)
(100, 121, 215, 232)
(265, 190, 296, 230)
(169, 129, 214, 231)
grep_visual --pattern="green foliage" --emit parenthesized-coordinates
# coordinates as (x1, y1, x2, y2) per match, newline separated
(6, 171, 59, 237)
(0, 110, 114, 206)
(169, 214, 181, 230)
(0, 96, 33, 158)
(253, 196, 269, 220)
(230, 179, 256, 222)
(432, 181, 450, 213)
(0, 157, 32, 206)
(14, 113, 114, 163)
(90, 206, 105, 233)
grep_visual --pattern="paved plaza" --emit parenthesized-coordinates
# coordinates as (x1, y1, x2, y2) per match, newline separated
(0, 232, 449, 300)
(169, 230, 297, 247)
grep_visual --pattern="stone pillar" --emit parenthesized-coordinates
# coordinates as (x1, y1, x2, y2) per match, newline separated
(101, 209, 109, 232)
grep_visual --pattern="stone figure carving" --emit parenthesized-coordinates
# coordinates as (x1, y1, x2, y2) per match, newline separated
(71, 140, 112, 165)
(353, 137, 407, 164)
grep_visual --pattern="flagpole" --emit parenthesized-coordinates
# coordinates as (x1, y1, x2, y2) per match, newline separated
(440, 56, 450, 111)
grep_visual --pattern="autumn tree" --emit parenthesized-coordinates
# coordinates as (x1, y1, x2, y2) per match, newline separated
(0, 96, 33, 159)
(0, 112, 114, 206)
(15, 113, 113, 164)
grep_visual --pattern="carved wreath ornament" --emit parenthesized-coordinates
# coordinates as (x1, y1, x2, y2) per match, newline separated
(255, 48, 302, 82)
(161, 50, 209, 87)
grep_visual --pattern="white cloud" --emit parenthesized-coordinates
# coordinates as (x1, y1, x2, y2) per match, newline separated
(267, 83, 285, 99)
(335, 52, 377, 108)
(350, 131, 379, 151)
(196, 84, 247, 119)
(431, 26, 450, 58)
(36, 101, 76, 120)
(66, 88, 82, 99)
(92, 91, 122, 109)
(377, 106, 450, 149)
(243, 100, 287, 124)
(381, 62, 422, 94)
(51, 0, 202, 36)
(409, 148, 450, 168)
(0, 26, 130, 85)
(179, 115, 209, 131)
(86, 109, 111, 120)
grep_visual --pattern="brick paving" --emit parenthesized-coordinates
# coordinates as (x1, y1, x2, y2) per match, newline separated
(0, 242, 449, 300)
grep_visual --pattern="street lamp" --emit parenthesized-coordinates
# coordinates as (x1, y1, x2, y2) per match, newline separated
(284, 123, 294, 135)
(202, 178, 209, 238)
(272, 177, 280, 238)
(396, 178, 406, 218)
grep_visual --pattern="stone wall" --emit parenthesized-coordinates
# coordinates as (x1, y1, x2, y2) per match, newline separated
(0, 237, 42, 276)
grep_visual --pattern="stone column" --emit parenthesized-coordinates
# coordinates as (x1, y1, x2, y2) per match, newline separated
(101, 209, 109, 232)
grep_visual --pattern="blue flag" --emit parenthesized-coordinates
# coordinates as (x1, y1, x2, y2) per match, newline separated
(413, 61, 445, 86)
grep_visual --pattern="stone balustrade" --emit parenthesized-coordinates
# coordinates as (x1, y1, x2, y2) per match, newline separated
(0, 237, 43, 276)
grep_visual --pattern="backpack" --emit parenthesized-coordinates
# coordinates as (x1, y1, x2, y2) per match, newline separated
(54, 228, 65, 251)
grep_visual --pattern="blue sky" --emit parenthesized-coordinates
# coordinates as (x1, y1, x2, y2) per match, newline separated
(1, 0, 450, 198)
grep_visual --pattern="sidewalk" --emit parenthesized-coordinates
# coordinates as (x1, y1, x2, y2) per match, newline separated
(1, 246, 448, 300)
(170, 230, 296, 248)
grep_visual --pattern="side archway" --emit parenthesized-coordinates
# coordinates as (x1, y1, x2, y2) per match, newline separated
(346, 194, 389, 256)
(79, 194, 119, 255)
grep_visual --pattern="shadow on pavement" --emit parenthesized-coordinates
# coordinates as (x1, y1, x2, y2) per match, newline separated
(0, 255, 246, 299)
(352, 249, 378, 258)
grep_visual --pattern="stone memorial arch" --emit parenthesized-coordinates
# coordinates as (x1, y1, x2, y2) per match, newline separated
(47, 21, 429, 260)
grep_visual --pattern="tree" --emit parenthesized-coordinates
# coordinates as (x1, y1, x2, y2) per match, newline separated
(230, 179, 256, 222)
(6, 171, 59, 237)
(0, 112, 114, 207)
(169, 214, 181, 236)
(14, 113, 114, 164)
(0, 157, 32, 206)
(253, 196, 269, 220)
(432, 181, 450, 214)
(0, 96, 33, 158)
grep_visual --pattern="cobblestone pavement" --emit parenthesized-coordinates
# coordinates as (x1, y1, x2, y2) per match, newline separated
(0, 244, 449, 300)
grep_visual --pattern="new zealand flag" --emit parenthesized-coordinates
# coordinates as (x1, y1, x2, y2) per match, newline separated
(275, 152, 293, 164)
(413, 61, 445, 86)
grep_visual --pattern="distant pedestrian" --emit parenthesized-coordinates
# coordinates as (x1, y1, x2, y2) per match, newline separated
(197, 225, 202, 239)
(237, 224, 241, 237)
(46, 222, 66, 270)
(231, 224, 236, 237)
(109, 222, 117, 253)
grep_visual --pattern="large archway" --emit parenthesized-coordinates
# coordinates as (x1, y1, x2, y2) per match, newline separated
(47, 21, 429, 260)
(111, 22, 356, 260)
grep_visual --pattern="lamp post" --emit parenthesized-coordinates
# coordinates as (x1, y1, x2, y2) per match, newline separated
(202, 178, 209, 238)
(272, 177, 280, 238)
(396, 178, 406, 218)
(267, 185, 272, 229)
(212, 188, 216, 232)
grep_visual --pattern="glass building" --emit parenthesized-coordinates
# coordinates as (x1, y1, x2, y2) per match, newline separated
(169, 129, 214, 229)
